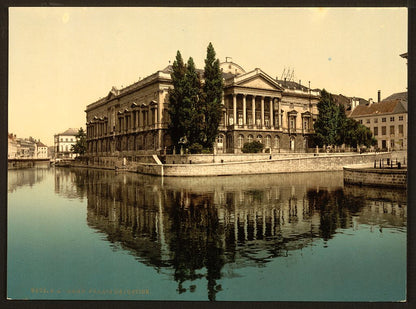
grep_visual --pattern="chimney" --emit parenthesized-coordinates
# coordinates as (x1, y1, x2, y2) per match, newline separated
(377, 90, 381, 102)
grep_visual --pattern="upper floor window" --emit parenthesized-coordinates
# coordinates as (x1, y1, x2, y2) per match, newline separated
(359, 120, 363, 124)
(390, 117, 395, 122)
(374, 118, 378, 123)
(399, 116, 404, 121)
(366, 119, 370, 124)
(382, 118, 386, 122)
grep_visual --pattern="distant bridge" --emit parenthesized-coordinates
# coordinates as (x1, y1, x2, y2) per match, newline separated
(8, 158, 51, 169)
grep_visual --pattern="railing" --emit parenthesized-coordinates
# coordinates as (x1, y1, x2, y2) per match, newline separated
(374, 157, 406, 169)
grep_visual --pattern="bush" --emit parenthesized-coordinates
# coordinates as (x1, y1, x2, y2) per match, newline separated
(188, 143, 203, 154)
(241, 141, 264, 153)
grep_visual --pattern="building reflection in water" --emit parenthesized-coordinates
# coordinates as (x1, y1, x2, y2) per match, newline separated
(56, 168, 406, 301)
(8, 164, 50, 193)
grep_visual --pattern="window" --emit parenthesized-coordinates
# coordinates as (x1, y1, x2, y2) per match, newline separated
(248, 135, 253, 143)
(390, 117, 395, 122)
(390, 140, 395, 148)
(382, 118, 386, 122)
(390, 126, 395, 135)
(256, 135, 262, 143)
(399, 125, 403, 134)
(303, 119, 309, 130)
(290, 117, 295, 129)
(374, 127, 378, 136)
(366, 119, 370, 124)
(381, 126, 386, 135)
(66, 138, 68, 142)
(359, 120, 363, 124)
(265, 135, 271, 147)
(274, 136, 280, 149)
(229, 116, 234, 125)
(238, 114, 243, 125)
(374, 118, 378, 123)
(399, 116, 404, 121)
(238, 135, 244, 148)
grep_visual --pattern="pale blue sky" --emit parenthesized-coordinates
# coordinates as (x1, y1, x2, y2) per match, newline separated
(9, 7, 407, 146)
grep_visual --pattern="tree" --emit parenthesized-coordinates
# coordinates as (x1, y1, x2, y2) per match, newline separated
(184, 57, 204, 147)
(168, 51, 188, 150)
(202, 43, 224, 149)
(71, 128, 87, 155)
(314, 89, 344, 147)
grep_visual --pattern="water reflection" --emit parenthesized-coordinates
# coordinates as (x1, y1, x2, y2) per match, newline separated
(56, 168, 406, 301)
(8, 165, 50, 193)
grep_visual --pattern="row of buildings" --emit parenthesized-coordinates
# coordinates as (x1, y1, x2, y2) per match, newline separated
(85, 57, 408, 157)
(8, 128, 81, 160)
(8, 134, 48, 159)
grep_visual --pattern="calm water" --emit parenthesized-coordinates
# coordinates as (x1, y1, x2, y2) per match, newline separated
(7, 166, 407, 301)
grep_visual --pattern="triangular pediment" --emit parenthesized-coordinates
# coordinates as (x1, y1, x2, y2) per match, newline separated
(234, 70, 283, 91)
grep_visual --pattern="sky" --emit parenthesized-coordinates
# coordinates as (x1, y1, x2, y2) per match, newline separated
(8, 7, 407, 147)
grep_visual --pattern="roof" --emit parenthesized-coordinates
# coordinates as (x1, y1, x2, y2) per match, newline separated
(382, 91, 407, 102)
(348, 99, 407, 117)
(36, 141, 47, 148)
(59, 128, 79, 136)
(276, 80, 310, 92)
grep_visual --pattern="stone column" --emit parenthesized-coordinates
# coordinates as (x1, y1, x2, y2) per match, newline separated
(269, 98, 274, 128)
(261, 96, 265, 128)
(242, 94, 247, 126)
(233, 94, 237, 127)
(252, 96, 256, 127)
(278, 100, 281, 130)
(158, 91, 164, 129)
(135, 111, 139, 129)
(139, 110, 143, 129)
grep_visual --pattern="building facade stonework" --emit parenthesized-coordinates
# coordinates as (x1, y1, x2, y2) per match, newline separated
(85, 61, 320, 156)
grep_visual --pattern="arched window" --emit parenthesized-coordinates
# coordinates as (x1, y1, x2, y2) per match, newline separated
(265, 135, 271, 147)
(274, 136, 280, 148)
(238, 135, 244, 148)
(248, 135, 253, 143)
(257, 135, 263, 143)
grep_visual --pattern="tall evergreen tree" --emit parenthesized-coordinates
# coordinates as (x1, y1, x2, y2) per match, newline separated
(202, 43, 224, 149)
(314, 89, 344, 147)
(168, 51, 188, 149)
(184, 57, 204, 146)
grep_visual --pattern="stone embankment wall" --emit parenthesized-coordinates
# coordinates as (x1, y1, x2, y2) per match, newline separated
(74, 153, 391, 177)
(156, 153, 390, 177)
(343, 166, 407, 188)
(164, 152, 331, 164)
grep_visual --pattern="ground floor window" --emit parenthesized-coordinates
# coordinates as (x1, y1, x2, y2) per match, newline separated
(274, 136, 280, 148)
(248, 135, 253, 143)
(238, 135, 244, 148)
(265, 135, 271, 147)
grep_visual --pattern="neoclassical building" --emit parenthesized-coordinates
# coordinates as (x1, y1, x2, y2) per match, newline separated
(85, 60, 320, 156)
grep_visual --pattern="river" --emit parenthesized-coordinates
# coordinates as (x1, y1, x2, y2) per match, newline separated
(7, 166, 407, 301)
